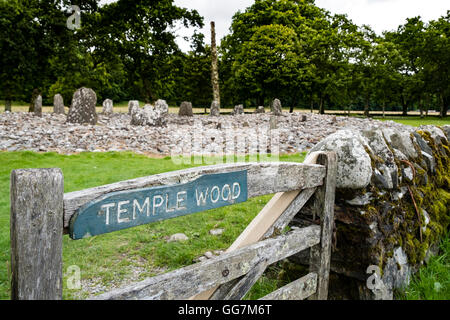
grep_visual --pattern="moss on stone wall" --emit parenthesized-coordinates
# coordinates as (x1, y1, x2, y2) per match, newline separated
(362, 130, 450, 269)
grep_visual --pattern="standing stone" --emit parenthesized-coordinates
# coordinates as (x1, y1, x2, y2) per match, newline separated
(210, 101, 220, 117)
(233, 104, 244, 115)
(34, 95, 42, 117)
(53, 94, 65, 115)
(271, 98, 282, 116)
(128, 100, 139, 115)
(179, 101, 193, 117)
(155, 99, 169, 118)
(254, 106, 265, 114)
(102, 99, 113, 115)
(29, 89, 39, 113)
(66, 87, 97, 125)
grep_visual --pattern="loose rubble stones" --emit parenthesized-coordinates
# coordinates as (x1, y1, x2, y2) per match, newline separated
(34, 95, 42, 117)
(271, 98, 282, 116)
(131, 100, 169, 127)
(66, 87, 98, 125)
(178, 101, 193, 117)
(0, 112, 414, 156)
(102, 99, 114, 115)
(53, 94, 65, 115)
(168, 233, 189, 242)
(210, 101, 220, 117)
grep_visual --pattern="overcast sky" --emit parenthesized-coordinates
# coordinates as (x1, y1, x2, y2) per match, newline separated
(173, 0, 449, 51)
(100, 0, 449, 51)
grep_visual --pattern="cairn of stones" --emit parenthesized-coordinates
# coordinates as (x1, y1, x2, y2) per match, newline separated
(128, 100, 139, 115)
(131, 99, 169, 127)
(53, 94, 65, 115)
(34, 95, 42, 117)
(102, 99, 114, 115)
(232, 104, 244, 115)
(178, 101, 193, 117)
(66, 87, 98, 125)
(271, 98, 282, 116)
(210, 101, 220, 117)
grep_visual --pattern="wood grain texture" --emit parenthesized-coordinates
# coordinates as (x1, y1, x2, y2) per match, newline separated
(10, 169, 64, 300)
(63, 162, 326, 229)
(259, 273, 317, 300)
(92, 226, 321, 300)
(207, 187, 317, 300)
(195, 153, 325, 300)
(308, 152, 337, 300)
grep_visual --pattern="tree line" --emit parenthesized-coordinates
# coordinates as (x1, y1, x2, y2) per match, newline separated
(0, 0, 449, 117)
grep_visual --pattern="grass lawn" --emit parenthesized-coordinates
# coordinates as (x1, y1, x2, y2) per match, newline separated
(374, 116, 450, 127)
(396, 232, 449, 300)
(0, 114, 448, 300)
(0, 151, 305, 300)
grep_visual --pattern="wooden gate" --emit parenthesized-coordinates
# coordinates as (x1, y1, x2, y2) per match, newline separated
(10, 151, 336, 300)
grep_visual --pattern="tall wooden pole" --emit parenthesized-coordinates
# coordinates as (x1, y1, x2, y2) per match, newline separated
(211, 21, 220, 107)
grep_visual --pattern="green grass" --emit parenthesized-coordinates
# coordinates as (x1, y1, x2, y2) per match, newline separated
(0, 151, 305, 300)
(373, 116, 449, 127)
(396, 232, 449, 300)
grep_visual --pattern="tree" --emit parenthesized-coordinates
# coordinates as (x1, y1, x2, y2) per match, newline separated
(94, 0, 203, 102)
(421, 12, 450, 117)
(232, 24, 306, 107)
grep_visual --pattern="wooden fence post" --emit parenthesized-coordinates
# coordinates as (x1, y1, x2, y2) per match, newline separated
(10, 168, 64, 300)
(309, 152, 337, 300)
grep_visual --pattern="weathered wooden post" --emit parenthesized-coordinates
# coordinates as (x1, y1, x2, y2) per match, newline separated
(10, 168, 64, 300)
(308, 152, 337, 300)
(210, 21, 220, 107)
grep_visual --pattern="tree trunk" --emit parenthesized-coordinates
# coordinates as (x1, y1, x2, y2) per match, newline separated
(5, 99, 12, 112)
(310, 98, 314, 113)
(257, 95, 264, 108)
(440, 94, 448, 118)
(401, 96, 408, 116)
(419, 98, 424, 118)
(382, 101, 386, 119)
(210, 21, 220, 107)
(364, 95, 370, 118)
(319, 96, 324, 115)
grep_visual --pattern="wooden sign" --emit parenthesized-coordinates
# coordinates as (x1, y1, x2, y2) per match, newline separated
(69, 171, 248, 240)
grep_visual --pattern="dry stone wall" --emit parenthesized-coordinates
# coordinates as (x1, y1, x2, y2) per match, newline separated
(301, 125, 450, 299)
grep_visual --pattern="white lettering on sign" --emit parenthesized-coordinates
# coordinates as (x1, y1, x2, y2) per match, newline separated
(153, 195, 164, 216)
(232, 183, 241, 200)
(100, 203, 115, 225)
(177, 191, 187, 210)
(117, 201, 130, 223)
(211, 186, 220, 203)
(133, 197, 150, 219)
(222, 184, 231, 201)
(97, 182, 243, 225)
(196, 188, 209, 206)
